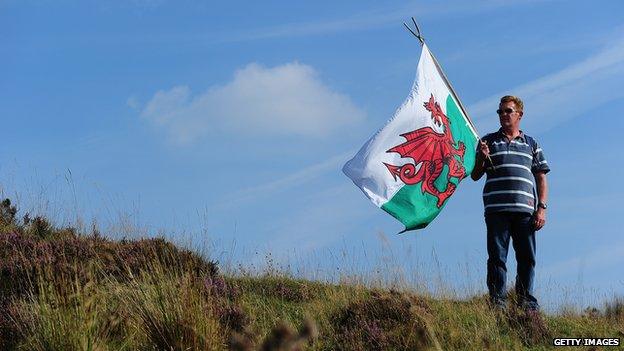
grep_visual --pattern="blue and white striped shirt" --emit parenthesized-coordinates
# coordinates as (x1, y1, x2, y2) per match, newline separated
(480, 129, 550, 214)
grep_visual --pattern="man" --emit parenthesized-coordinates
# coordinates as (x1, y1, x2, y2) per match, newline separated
(471, 95, 550, 311)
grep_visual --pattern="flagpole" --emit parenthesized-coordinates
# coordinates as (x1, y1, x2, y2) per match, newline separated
(403, 18, 479, 139)
(429, 53, 479, 138)
(403, 17, 495, 169)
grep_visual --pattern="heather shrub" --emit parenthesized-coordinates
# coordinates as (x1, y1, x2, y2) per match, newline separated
(329, 290, 431, 350)
(0, 199, 18, 230)
(506, 307, 551, 346)
(0, 230, 220, 300)
(1, 198, 62, 238)
(23, 215, 54, 239)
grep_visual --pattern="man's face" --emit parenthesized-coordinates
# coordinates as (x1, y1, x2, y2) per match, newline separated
(497, 101, 523, 130)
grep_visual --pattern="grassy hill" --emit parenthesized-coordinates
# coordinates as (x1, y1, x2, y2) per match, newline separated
(1, 198, 622, 350)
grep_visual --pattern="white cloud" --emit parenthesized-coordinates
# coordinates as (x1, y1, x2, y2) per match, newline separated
(468, 33, 624, 134)
(140, 62, 365, 145)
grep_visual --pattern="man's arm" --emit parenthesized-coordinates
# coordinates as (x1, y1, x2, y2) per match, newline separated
(471, 140, 489, 181)
(533, 171, 548, 230)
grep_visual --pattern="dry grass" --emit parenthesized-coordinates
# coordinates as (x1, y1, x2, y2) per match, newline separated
(1, 197, 623, 350)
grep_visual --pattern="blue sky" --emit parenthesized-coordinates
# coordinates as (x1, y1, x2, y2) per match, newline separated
(2, 0, 624, 311)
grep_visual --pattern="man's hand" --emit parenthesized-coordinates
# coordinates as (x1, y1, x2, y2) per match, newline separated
(471, 140, 491, 181)
(533, 207, 546, 231)
(477, 140, 490, 160)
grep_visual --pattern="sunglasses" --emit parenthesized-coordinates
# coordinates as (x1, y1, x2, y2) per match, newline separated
(496, 108, 517, 115)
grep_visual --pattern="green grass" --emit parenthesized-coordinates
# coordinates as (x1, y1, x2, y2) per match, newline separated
(1, 198, 623, 350)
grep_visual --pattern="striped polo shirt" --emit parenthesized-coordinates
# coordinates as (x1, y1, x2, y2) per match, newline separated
(481, 129, 550, 214)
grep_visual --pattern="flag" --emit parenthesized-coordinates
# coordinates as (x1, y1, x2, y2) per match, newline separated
(343, 44, 478, 231)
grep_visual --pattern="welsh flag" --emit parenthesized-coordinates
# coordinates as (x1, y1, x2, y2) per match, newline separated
(343, 44, 478, 231)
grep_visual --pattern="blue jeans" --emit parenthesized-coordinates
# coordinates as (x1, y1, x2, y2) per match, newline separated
(486, 212, 538, 310)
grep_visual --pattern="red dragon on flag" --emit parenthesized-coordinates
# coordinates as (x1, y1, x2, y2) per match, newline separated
(383, 94, 466, 207)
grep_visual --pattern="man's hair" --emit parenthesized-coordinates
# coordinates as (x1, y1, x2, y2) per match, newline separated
(500, 95, 524, 111)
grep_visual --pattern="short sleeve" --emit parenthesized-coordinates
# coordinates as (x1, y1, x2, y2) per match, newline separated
(531, 140, 550, 174)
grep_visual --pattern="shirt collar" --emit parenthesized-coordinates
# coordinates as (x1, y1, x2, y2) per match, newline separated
(496, 128, 526, 142)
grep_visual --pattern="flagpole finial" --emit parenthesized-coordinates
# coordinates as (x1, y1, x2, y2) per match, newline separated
(403, 17, 425, 46)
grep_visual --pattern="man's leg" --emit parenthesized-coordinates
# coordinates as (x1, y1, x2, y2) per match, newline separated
(485, 213, 511, 306)
(511, 213, 538, 310)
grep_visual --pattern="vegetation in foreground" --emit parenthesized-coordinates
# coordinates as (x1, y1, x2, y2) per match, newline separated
(1, 198, 623, 350)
